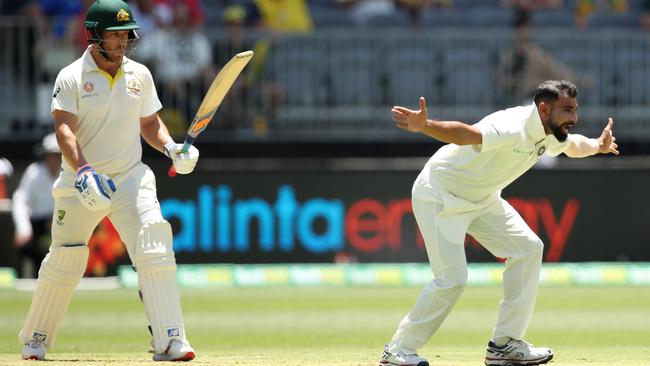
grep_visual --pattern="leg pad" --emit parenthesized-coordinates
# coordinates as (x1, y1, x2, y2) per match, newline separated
(19, 245, 88, 349)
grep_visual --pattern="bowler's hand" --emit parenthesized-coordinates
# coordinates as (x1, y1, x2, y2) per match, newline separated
(392, 97, 428, 133)
(598, 118, 619, 155)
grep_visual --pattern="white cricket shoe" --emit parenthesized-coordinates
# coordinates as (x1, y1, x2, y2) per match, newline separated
(22, 340, 45, 360)
(153, 340, 195, 362)
(485, 339, 553, 365)
(379, 345, 429, 366)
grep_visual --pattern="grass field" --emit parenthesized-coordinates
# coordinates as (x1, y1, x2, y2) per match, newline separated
(1, 286, 649, 365)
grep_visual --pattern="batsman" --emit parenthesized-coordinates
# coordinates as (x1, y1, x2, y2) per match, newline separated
(19, 0, 198, 361)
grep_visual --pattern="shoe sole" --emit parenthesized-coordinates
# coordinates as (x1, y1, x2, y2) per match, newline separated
(153, 351, 195, 362)
(485, 353, 553, 366)
(379, 361, 429, 366)
(22, 355, 44, 360)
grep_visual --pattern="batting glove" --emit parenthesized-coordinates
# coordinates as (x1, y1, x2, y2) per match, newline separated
(164, 141, 199, 175)
(74, 164, 116, 211)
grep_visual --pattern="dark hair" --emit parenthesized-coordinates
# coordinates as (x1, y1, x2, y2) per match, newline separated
(533, 80, 578, 105)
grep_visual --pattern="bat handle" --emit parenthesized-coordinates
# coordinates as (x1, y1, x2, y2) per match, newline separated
(169, 136, 196, 177)
(181, 136, 195, 154)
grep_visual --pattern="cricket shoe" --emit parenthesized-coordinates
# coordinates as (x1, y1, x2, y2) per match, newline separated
(379, 345, 429, 366)
(153, 340, 195, 362)
(485, 339, 553, 365)
(22, 340, 45, 360)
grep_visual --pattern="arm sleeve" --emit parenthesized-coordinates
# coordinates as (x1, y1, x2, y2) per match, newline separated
(553, 134, 598, 157)
(51, 68, 78, 115)
(11, 166, 35, 237)
(477, 110, 521, 152)
(141, 67, 163, 117)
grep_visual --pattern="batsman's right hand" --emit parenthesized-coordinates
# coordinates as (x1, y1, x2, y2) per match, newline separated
(74, 164, 116, 211)
(164, 142, 200, 175)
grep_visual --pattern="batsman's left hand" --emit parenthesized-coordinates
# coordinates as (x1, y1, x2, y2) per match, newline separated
(598, 118, 619, 155)
(164, 142, 199, 174)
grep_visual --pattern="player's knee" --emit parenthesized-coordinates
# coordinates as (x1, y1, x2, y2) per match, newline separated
(40, 244, 88, 286)
(433, 267, 468, 290)
(132, 220, 176, 274)
(521, 236, 544, 261)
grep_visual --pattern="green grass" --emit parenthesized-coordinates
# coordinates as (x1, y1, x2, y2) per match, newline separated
(1, 286, 649, 365)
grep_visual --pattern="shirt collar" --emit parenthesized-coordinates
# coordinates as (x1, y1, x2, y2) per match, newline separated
(81, 45, 131, 74)
(524, 103, 546, 142)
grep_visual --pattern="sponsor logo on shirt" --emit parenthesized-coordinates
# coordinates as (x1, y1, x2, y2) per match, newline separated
(81, 81, 99, 98)
(52, 86, 61, 99)
(56, 209, 65, 225)
(537, 146, 546, 156)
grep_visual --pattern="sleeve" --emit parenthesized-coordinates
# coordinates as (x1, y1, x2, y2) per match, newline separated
(547, 134, 593, 157)
(141, 67, 163, 118)
(51, 67, 78, 115)
(11, 165, 35, 237)
(476, 110, 522, 153)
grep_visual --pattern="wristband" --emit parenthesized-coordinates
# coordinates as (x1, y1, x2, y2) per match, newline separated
(77, 164, 92, 175)
(163, 141, 176, 158)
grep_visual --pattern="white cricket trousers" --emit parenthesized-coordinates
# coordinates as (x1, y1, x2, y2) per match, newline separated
(50, 162, 163, 251)
(388, 180, 544, 354)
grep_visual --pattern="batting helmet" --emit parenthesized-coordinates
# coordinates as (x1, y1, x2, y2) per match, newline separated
(85, 0, 139, 42)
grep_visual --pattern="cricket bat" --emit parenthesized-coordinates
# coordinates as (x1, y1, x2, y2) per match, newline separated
(169, 50, 254, 176)
(181, 50, 254, 152)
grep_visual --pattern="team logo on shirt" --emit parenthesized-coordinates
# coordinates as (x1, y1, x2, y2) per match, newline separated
(537, 146, 546, 156)
(127, 79, 142, 96)
(84, 82, 95, 93)
(116, 9, 130, 22)
(57, 209, 66, 223)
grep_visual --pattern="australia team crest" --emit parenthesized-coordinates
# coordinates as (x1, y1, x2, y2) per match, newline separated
(127, 79, 142, 96)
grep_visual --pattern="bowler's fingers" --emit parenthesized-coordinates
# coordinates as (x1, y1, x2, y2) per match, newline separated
(419, 97, 427, 113)
(392, 106, 415, 115)
(604, 117, 614, 132)
(392, 109, 407, 122)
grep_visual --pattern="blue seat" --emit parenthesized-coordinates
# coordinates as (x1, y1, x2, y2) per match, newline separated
(531, 10, 574, 28)
(365, 10, 411, 28)
(329, 47, 383, 105)
(588, 12, 638, 28)
(421, 10, 465, 27)
(467, 7, 513, 27)
(310, 8, 354, 28)
(443, 48, 493, 105)
(268, 38, 328, 106)
(385, 47, 439, 106)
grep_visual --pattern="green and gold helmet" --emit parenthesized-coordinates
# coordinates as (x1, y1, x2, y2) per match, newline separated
(85, 0, 139, 42)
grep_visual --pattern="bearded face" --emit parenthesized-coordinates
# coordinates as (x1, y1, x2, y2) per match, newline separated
(545, 94, 578, 142)
(547, 110, 574, 142)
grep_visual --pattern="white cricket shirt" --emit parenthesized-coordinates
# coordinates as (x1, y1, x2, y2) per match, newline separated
(51, 46, 162, 176)
(12, 162, 57, 236)
(424, 103, 571, 203)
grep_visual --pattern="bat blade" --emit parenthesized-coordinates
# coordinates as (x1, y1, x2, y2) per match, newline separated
(182, 50, 254, 151)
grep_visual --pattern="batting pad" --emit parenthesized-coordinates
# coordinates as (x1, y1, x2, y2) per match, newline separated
(133, 221, 187, 353)
(19, 245, 88, 349)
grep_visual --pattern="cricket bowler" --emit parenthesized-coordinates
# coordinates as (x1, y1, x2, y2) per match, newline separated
(19, 0, 198, 361)
(380, 80, 619, 366)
